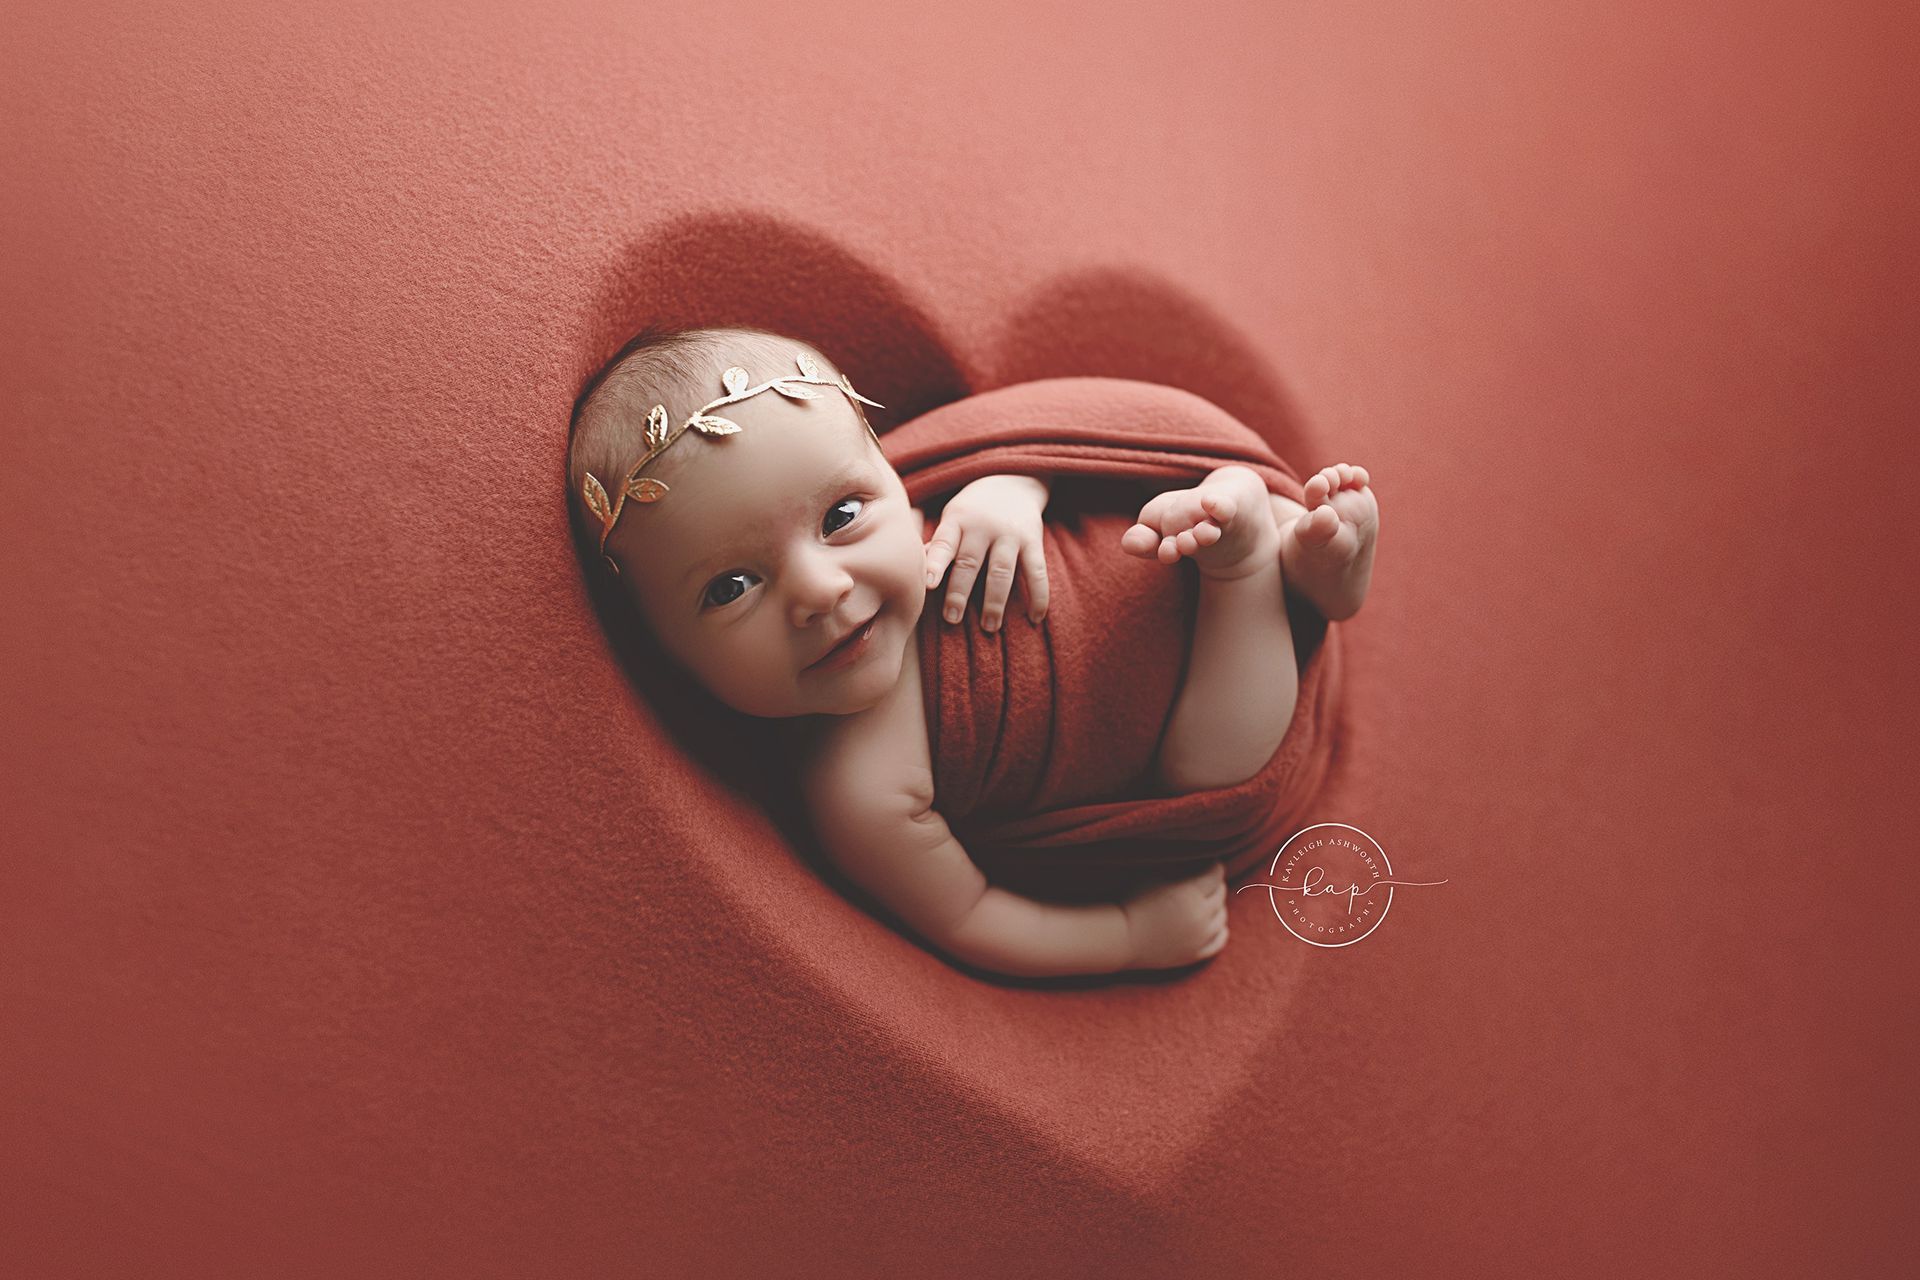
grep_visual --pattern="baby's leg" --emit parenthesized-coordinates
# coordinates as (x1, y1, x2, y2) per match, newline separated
(1121, 466, 1299, 795)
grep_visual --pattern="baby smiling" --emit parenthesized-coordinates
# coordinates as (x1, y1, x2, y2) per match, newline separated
(569, 324, 1379, 979)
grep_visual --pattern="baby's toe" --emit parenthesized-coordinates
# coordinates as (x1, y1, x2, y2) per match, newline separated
(1198, 489, 1237, 525)
(1331, 463, 1372, 492)
(1295, 505, 1341, 547)
(1160, 489, 1212, 532)
(1133, 490, 1180, 530)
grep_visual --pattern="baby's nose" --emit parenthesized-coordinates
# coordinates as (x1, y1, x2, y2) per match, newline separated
(787, 554, 855, 622)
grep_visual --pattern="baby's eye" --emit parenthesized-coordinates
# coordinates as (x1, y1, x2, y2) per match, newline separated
(824, 495, 866, 534)
(699, 495, 870, 612)
(702, 571, 754, 610)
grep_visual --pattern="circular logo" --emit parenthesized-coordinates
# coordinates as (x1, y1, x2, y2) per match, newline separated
(1246, 823, 1436, 948)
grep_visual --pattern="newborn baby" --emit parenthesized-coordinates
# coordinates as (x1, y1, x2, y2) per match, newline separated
(568, 324, 1379, 980)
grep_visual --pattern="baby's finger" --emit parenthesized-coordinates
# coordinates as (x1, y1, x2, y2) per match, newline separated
(978, 535, 1020, 633)
(942, 530, 990, 624)
(924, 523, 958, 588)
(1022, 540, 1050, 623)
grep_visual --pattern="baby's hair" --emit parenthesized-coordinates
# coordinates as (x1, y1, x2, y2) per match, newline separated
(565, 322, 846, 574)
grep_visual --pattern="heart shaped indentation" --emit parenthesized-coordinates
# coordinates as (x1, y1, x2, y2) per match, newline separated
(584, 218, 1342, 1194)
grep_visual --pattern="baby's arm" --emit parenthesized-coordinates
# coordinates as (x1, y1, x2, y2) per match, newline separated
(806, 775, 1134, 979)
(804, 756, 1230, 978)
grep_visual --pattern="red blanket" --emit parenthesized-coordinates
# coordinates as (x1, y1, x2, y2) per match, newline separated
(882, 377, 1347, 903)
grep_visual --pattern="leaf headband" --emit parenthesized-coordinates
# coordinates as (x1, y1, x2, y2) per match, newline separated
(581, 349, 885, 576)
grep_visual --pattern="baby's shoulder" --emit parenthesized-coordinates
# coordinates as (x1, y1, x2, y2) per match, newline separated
(803, 640, 936, 818)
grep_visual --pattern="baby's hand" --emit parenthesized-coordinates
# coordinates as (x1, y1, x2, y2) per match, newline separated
(1121, 862, 1229, 969)
(924, 475, 1051, 633)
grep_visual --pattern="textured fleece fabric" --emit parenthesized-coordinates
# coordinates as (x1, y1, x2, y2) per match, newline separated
(4, 2, 1908, 1276)
(890, 376, 1343, 901)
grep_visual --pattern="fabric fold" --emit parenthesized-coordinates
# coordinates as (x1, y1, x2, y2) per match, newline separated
(881, 377, 1346, 902)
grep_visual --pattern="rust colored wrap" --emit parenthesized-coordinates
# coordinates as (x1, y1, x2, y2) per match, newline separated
(880, 377, 1346, 902)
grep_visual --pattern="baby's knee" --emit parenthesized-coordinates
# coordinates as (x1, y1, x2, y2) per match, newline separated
(1152, 676, 1300, 797)
(1153, 722, 1295, 797)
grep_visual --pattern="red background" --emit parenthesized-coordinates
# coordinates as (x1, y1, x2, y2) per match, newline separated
(4, 1, 1915, 1275)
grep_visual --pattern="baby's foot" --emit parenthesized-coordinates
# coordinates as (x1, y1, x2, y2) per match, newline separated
(1276, 464, 1378, 622)
(1119, 465, 1280, 582)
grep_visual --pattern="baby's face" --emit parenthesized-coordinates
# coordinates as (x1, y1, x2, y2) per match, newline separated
(607, 382, 927, 718)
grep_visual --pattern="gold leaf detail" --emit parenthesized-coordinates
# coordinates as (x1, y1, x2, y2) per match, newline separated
(690, 415, 742, 436)
(722, 366, 749, 396)
(839, 376, 886, 409)
(645, 404, 670, 452)
(772, 380, 820, 400)
(582, 472, 614, 524)
(796, 353, 822, 379)
(628, 477, 669, 502)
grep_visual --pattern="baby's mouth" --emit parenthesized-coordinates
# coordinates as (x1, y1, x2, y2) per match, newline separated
(807, 614, 878, 669)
